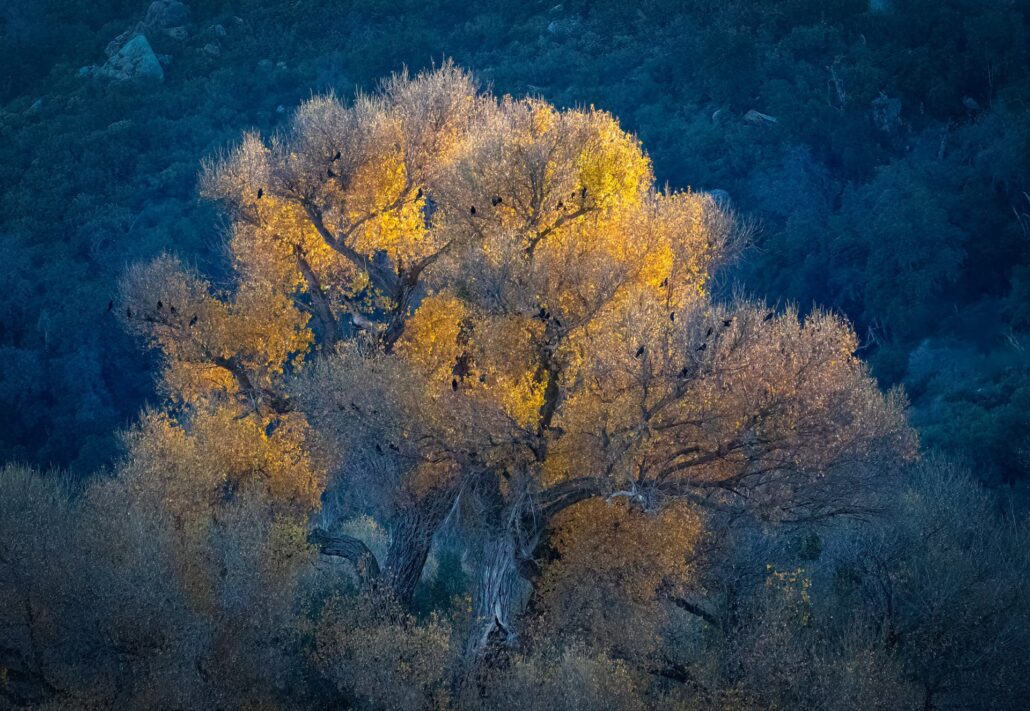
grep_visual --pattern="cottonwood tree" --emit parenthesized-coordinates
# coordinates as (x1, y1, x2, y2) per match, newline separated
(120, 63, 915, 660)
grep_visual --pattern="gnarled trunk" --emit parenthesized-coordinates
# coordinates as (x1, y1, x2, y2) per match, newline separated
(465, 534, 525, 659)
(383, 487, 455, 603)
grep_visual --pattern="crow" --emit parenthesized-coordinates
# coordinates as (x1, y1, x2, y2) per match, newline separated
(723, 318, 733, 328)
(537, 307, 550, 321)
(660, 277, 669, 288)
(580, 186, 588, 200)
(670, 312, 676, 322)
(416, 187, 423, 199)
(375, 443, 383, 455)
(451, 378, 459, 391)
(157, 300, 163, 310)
(170, 305, 176, 314)
(679, 366, 690, 378)
(491, 196, 502, 206)
(706, 326, 714, 338)
(256, 188, 263, 200)
(556, 200, 564, 210)
(189, 315, 198, 327)
(327, 167, 337, 178)
(470, 205, 477, 216)
(388, 443, 399, 452)
(763, 312, 774, 323)
(107, 300, 114, 312)
(126, 308, 132, 319)
(332, 150, 341, 162)
(697, 343, 707, 352)
(635, 345, 645, 358)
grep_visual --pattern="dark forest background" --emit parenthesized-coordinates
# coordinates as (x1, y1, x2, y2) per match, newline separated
(2, 0, 1029, 488)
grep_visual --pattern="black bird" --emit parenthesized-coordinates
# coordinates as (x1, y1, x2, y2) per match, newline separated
(660, 277, 669, 288)
(157, 300, 163, 310)
(722, 318, 733, 328)
(416, 187, 423, 199)
(670, 312, 677, 322)
(491, 196, 502, 206)
(170, 305, 176, 314)
(635, 345, 645, 358)
(375, 443, 383, 455)
(537, 307, 550, 321)
(470, 205, 477, 216)
(388, 443, 399, 452)
(327, 167, 337, 178)
(696, 343, 707, 352)
(679, 366, 690, 378)
(580, 186, 588, 200)
(556, 200, 564, 210)
(349, 402, 360, 413)
(706, 326, 714, 337)
(451, 378, 459, 391)
(763, 312, 774, 323)
(332, 150, 341, 161)
(189, 315, 198, 327)
(107, 300, 114, 312)
(552, 317, 561, 328)
(126, 308, 132, 319)
(256, 188, 263, 200)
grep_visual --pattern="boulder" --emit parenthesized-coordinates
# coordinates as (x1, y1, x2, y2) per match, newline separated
(95, 34, 164, 82)
(141, 0, 191, 31)
(105, 28, 135, 57)
(744, 109, 778, 126)
(871, 93, 902, 133)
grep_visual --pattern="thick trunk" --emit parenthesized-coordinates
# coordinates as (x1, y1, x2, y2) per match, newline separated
(383, 517, 434, 604)
(383, 489, 453, 603)
(464, 535, 524, 659)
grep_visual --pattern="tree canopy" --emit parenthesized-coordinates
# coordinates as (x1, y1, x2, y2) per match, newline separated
(117, 64, 914, 655)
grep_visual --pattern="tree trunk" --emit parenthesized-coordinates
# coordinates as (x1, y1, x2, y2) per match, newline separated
(464, 534, 524, 659)
(383, 488, 453, 603)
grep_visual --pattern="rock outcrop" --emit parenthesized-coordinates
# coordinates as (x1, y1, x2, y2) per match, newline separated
(88, 34, 164, 82)
(141, 0, 191, 32)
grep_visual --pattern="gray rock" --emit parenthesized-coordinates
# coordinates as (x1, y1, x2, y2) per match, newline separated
(95, 34, 164, 82)
(142, 0, 191, 31)
(105, 28, 135, 57)
(871, 93, 902, 133)
(744, 109, 778, 126)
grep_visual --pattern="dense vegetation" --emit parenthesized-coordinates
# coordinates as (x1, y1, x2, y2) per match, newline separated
(2, 1, 1029, 708)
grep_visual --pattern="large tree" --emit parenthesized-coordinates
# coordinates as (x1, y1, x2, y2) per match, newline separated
(120, 64, 915, 659)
